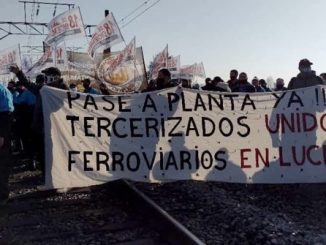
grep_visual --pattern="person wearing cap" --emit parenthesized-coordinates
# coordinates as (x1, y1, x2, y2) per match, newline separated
(41, 67, 69, 90)
(0, 83, 14, 204)
(288, 59, 323, 90)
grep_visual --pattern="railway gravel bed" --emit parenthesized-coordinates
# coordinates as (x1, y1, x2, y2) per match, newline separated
(2, 158, 326, 244)
(135, 181, 326, 245)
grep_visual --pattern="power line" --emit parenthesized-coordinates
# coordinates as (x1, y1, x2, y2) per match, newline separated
(119, 0, 150, 24)
(121, 0, 161, 29)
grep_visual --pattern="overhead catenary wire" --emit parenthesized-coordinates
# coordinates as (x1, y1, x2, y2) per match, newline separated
(121, 0, 161, 29)
(119, 0, 150, 24)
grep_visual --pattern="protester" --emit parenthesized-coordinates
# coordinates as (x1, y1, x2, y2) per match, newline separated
(99, 82, 110, 95)
(288, 59, 323, 90)
(227, 69, 239, 91)
(69, 83, 78, 92)
(181, 79, 192, 88)
(14, 81, 37, 169)
(82, 78, 100, 94)
(10, 65, 68, 180)
(232, 72, 255, 92)
(155, 68, 175, 90)
(211, 76, 231, 92)
(7, 81, 19, 104)
(259, 79, 272, 92)
(0, 83, 14, 205)
(274, 78, 287, 91)
(251, 76, 265, 92)
(319, 73, 326, 84)
(201, 77, 213, 91)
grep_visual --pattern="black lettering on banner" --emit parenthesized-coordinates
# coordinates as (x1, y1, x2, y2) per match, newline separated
(180, 151, 192, 170)
(84, 95, 98, 110)
(202, 117, 215, 137)
(112, 152, 124, 170)
(181, 92, 192, 111)
(68, 151, 80, 171)
(130, 118, 143, 137)
(83, 151, 94, 171)
(186, 117, 200, 136)
(127, 152, 141, 171)
(168, 92, 179, 111)
(97, 117, 111, 137)
(112, 118, 127, 138)
(142, 152, 157, 170)
(118, 96, 131, 112)
(96, 152, 110, 171)
(208, 94, 224, 110)
(219, 117, 233, 137)
(214, 150, 227, 170)
(241, 94, 256, 111)
(102, 96, 115, 111)
(194, 93, 206, 111)
(67, 92, 80, 109)
(272, 92, 287, 108)
(288, 91, 304, 108)
(224, 94, 239, 110)
(168, 117, 183, 137)
(66, 115, 79, 136)
(84, 117, 95, 137)
(237, 116, 250, 137)
(145, 118, 160, 137)
(142, 94, 157, 112)
(201, 150, 213, 169)
(165, 152, 178, 170)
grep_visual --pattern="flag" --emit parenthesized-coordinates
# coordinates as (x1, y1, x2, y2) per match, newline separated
(87, 12, 124, 58)
(0, 44, 21, 75)
(149, 45, 168, 80)
(45, 7, 86, 46)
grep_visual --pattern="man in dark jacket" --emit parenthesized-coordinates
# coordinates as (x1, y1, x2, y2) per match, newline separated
(232, 72, 255, 93)
(288, 59, 323, 90)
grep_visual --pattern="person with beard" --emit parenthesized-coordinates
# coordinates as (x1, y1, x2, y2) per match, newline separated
(227, 69, 239, 91)
(274, 78, 287, 91)
(155, 68, 175, 90)
(288, 59, 323, 90)
(231, 72, 255, 92)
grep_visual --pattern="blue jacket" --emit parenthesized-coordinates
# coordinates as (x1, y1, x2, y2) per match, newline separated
(0, 84, 14, 112)
(16, 89, 36, 105)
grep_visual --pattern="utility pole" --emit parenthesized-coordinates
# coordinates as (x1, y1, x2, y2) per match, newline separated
(103, 9, 111, 56)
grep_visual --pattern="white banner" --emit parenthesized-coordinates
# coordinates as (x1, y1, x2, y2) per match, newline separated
(0, 45, 21, 75)
(45, 7, 86, 46)
(41, 85, 326, 189)
(87, 12, 124, 59)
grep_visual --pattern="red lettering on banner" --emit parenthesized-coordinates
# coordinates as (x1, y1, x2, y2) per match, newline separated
(240, 149, 251, 168)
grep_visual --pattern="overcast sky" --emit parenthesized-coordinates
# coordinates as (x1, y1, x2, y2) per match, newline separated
(1, 0, 326, 85)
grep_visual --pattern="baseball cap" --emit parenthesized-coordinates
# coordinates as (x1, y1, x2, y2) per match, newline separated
(299, 59, 313, 67)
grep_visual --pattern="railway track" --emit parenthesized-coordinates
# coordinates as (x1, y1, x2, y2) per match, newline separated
(0, 170, 205, 245)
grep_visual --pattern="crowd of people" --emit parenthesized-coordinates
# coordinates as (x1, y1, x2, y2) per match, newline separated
(0, 58, 325, 204)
